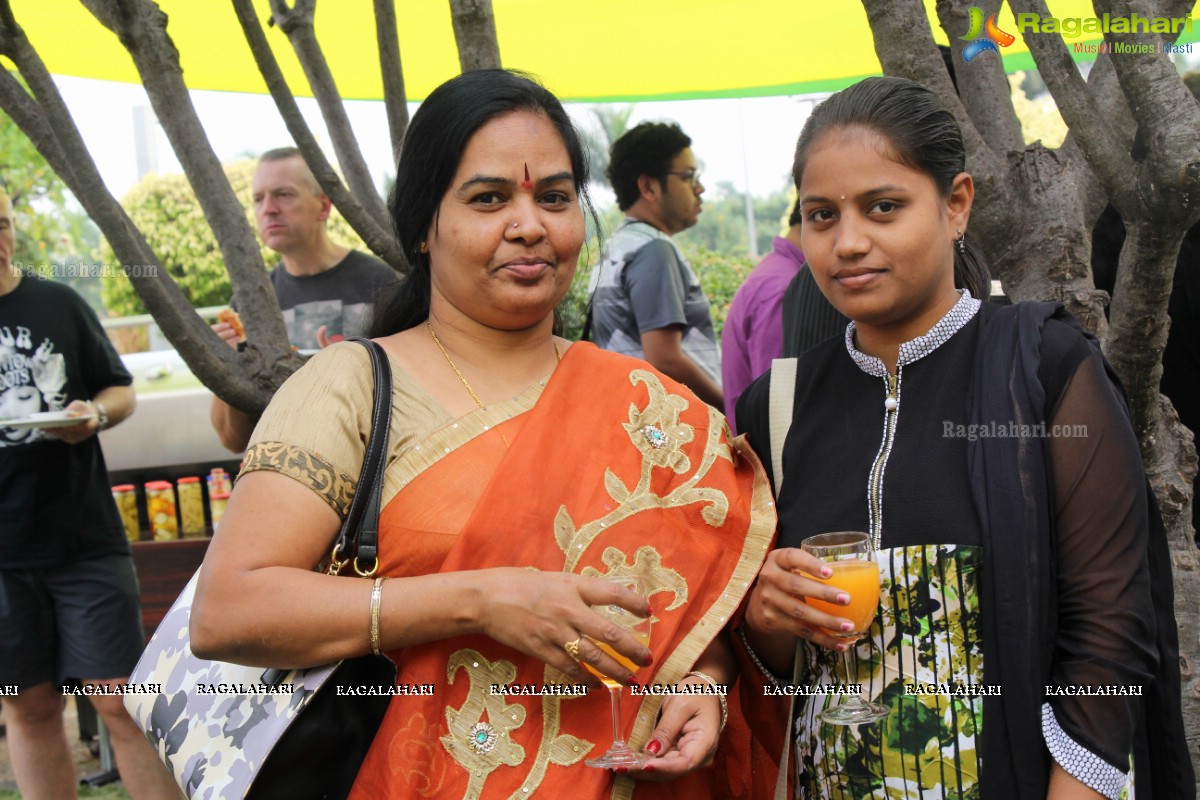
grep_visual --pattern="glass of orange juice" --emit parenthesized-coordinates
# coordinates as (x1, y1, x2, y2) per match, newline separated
(801, 531, 889, 725)
(584, 576, 652, 769)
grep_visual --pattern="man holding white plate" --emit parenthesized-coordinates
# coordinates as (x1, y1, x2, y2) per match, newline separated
(0, 192, 178, 799)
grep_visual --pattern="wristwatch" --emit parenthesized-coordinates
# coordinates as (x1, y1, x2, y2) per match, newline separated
(93, 401, 109, 431)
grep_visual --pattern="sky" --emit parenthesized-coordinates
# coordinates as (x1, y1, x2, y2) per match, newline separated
(54, 75, 818, 206)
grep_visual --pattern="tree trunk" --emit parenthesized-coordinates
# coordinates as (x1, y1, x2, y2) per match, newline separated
(448, 0, 500, 71)
(269, 0, 392, 232)
(0, 1, 277, 412)
(373, 0, 409, 156)
(79, 0, 299, 412)
(232, 0, 407, 272)
(935, 0, 1025, 154)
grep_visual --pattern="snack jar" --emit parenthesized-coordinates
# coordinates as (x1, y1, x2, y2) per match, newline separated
(209, 491, 230, 532)
(111, 484, 140, 541)
(207, 467, 232, 499)
(144, 480, 179, 541)
(177, 476, 206, 537)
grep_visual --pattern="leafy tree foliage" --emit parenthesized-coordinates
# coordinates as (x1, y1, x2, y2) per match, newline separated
(0, 111, 101, 309)
(675, 180, 791, 256)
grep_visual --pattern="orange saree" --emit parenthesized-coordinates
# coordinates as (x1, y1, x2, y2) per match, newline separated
(348, 343, 776, 800)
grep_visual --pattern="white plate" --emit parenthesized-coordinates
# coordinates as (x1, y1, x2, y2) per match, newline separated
(0, 411, 95, 430)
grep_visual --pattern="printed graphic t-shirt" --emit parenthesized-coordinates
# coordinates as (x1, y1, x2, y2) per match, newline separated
(270, 250, 400, 349)
(0, 278, 133, 568)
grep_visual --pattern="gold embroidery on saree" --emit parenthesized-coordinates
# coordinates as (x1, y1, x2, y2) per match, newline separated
(241, 441, 356, 518)
(443, 650, 527, 799)
(583, 546, 688, 612)
(508, 693, 593, 800)
(441, 369, 758, 798)
(556, 371, 732, 574)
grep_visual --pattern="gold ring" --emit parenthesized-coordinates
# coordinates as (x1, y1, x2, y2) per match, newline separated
(563, 638, 582, 661)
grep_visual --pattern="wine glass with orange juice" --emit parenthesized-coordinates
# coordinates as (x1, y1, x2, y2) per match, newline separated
(801, 531, 889, 725)
(584, 576, 653, 769)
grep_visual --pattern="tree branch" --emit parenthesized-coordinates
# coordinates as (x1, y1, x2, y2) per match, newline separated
(936, 0, 1024, 154)
(1010, 0, 1139, 206)
(1092, 0, 1200, 224)
(232, 0, 408, 271)
(1107, 221, 1183, 443)
(448, 0, 501, 71)
(79, 0, 292, 367)
(373, 0, 409, 155)
(0, 7, 272, 411)
(269, 0, 391, 231)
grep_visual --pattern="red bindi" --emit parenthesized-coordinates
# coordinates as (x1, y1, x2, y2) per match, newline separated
(521, 163, 532, 191)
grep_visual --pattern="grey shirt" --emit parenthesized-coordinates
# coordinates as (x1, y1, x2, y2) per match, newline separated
(589, 219, 721, 385)
(269, 250, 399, 349)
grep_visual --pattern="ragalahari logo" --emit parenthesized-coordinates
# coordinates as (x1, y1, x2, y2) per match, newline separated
(961, 7, 1016, 62)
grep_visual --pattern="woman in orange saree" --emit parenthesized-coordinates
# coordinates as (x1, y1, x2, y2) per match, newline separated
(191, 69, 775, 799)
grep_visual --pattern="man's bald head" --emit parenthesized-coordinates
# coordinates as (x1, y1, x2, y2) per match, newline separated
(258, 147, 322, 196)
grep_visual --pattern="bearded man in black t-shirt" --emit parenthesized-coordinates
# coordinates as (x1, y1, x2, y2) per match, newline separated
(0, 193, 179, 798)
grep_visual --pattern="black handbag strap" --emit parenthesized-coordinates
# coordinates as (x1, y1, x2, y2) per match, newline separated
(327, 337, 392, 577)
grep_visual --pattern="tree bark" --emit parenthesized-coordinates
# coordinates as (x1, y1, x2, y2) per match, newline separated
(81, 0, 299, 412)
(232, 0, 408, 271)
(448, 0, 500, 71)
(936, 0, 1025, 155)
(373, 0, 409, 156)
(0, 1, 277, 412)
(268, 0, 392, 232)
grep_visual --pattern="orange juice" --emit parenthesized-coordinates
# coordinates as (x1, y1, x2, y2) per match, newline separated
(583, 631, 650, 688)
(804, 560, 881, 636)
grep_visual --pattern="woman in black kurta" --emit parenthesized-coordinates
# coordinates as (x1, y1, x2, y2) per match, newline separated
(735, 76, 1190, 800)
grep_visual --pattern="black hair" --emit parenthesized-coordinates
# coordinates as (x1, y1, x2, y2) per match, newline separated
(792, 76, 990, 299)
(371, 69, 596, 335)
(606, 122, 692, 211)
(787, 196, 803, 229)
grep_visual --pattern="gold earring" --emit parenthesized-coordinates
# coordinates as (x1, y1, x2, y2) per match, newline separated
(418, 241, 428, 253)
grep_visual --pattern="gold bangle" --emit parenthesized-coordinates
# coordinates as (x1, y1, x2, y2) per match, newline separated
(369, 577, 389, 656)
(684, 670, 728, 733)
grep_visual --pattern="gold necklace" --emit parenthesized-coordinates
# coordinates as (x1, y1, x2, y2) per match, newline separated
(426, 321, 560, 411)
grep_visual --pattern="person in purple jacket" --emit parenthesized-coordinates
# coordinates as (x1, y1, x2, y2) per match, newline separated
(720, 200, 804, 430)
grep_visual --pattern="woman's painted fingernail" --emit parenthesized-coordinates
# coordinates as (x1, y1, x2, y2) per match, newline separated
(615, 766, 628, 774)
(644, 764, 657, 773)
(836, 593, 850, 605)
(643, 652, 654, 666)
(646, 739, 662, 755)
(820, 566, 833, 578)
(840, 621, 854, 632)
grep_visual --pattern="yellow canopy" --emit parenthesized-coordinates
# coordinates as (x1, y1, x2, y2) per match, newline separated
(10, 0, 1200, 101)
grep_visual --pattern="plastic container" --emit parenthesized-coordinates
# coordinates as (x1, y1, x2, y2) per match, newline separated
(207, 468, 232, 499)
(111, 484, 140, 541)
(144, 480, 179, 541)
(177, 476, 206, 537)
(209, 491, 230, 532)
